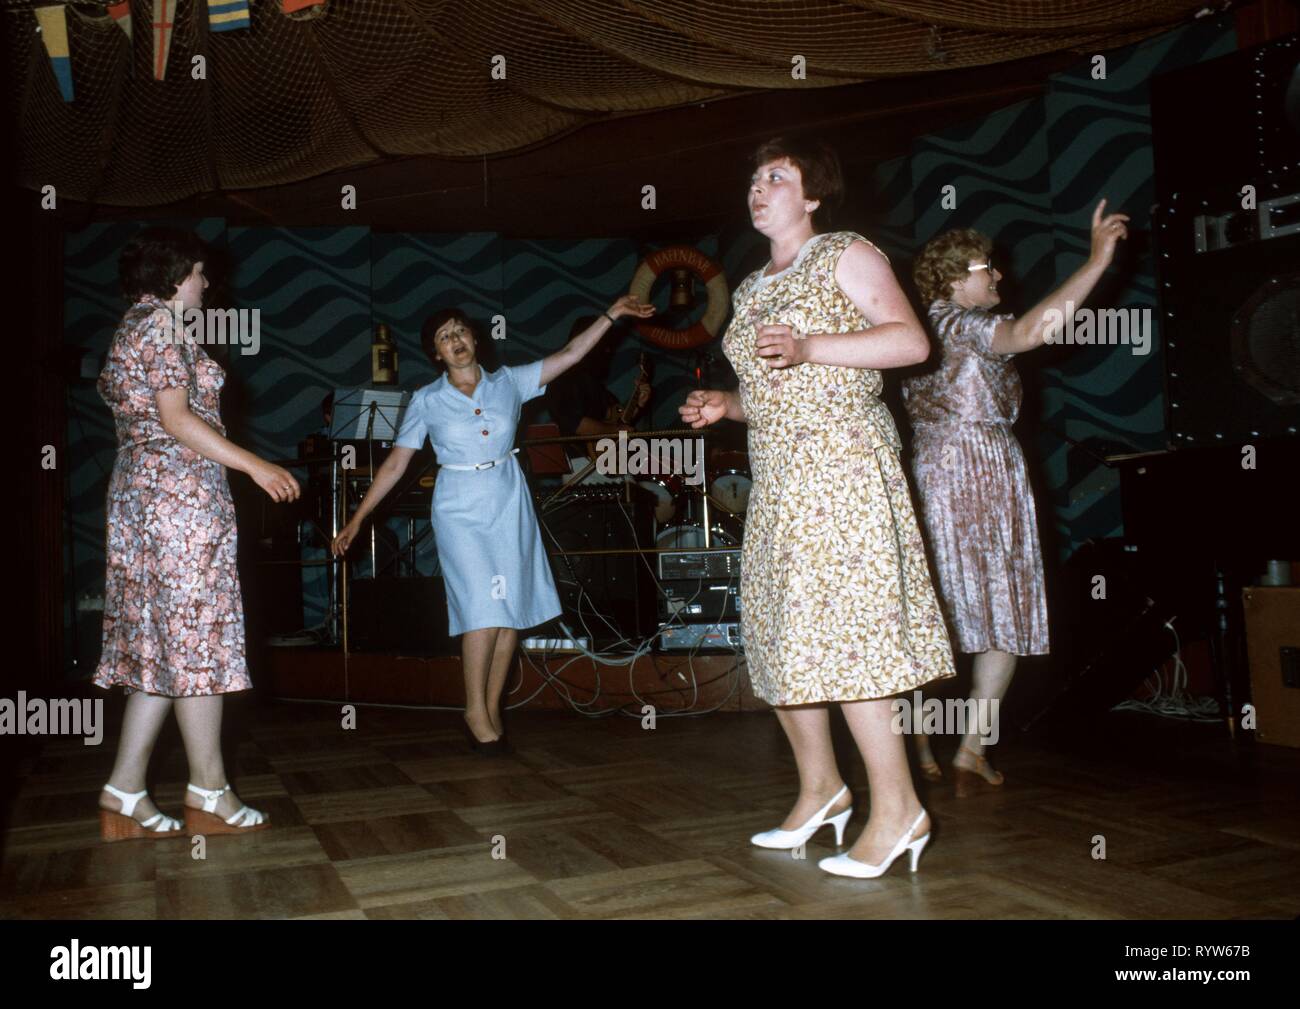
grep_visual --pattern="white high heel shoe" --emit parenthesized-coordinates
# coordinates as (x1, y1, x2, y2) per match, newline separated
(751, 785, 852, 849)
(818, 808, 929, 878)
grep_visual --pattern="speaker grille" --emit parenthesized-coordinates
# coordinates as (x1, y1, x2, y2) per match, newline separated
(1232, 273, 1300, 406)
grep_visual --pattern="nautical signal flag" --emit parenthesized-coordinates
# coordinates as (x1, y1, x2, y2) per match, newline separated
(108, 2, 132, 41)
(151, 0, 176, 80)
(34, 5, 73, 102)
(208, 0, 251, 32)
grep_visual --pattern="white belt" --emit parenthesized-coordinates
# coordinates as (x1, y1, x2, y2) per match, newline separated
(440, 448, 520, 471)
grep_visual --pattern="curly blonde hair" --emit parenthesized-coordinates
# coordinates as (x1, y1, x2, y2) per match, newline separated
(912, 229, 992, 305)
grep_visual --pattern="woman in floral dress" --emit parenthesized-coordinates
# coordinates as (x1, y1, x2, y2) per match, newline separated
(94, 228, 300, 840)
(681, 138, 954, 878)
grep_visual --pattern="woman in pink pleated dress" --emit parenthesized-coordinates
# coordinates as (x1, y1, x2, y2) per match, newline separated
(903, 200, 1129, 794)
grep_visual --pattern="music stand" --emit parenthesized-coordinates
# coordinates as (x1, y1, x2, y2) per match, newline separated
(329, 387, 412, 656)
(332, 387, 409, 442)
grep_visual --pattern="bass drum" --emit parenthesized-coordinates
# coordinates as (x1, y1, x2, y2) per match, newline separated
(655, 517, 742, 550)
(707, 449, 751, 514)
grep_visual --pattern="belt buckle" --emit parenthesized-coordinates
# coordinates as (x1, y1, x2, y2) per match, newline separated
(475, 459, 494, 471)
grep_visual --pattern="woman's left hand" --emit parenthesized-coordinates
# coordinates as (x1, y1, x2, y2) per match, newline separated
(755, 324, 807, 369)
(608, 294, 655, 321)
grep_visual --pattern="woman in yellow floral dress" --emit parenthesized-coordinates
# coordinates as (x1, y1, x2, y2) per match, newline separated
(681, 137, 954, 878)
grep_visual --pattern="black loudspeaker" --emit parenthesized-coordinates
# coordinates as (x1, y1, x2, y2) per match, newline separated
(1150, 36, 1300, 448)
(349, 577, 454, 655)
(1020, 538, 1180, 733)
(539, 495, 657, 644)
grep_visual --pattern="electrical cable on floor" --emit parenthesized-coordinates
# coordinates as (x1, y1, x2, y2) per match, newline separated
(1111, 622, 1221, 722)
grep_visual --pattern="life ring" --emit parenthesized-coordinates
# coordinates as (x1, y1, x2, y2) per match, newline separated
(628, 247, 729, 350)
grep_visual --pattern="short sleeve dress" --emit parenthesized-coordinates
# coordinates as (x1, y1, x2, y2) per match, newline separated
(901, 300, 1049, 656)
(95, 296, 251, 696)
(395, 360, 563, 636)
(722, 231, 955, 705)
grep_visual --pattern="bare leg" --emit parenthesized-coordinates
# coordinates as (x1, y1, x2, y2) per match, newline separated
(99, 691, 174, 822)
(773, 706, 851, 829)
(840, 697, 929, 863)
(952, 648, 1016, 782)
(461, 628, 501, 742)
(485, 628, 517, 737)
(174, 694, 256, 820)
(914, 730, 938, 772)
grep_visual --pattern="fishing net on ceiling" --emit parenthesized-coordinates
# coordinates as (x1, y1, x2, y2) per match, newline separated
(6, 0, 1208, 206)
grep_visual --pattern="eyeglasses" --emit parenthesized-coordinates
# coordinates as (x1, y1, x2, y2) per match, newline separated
(969, 259, 996, 274)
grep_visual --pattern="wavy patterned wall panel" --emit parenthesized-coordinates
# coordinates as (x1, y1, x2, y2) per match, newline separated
(225, 226, 373, 458)
(866, 155, 918, 267)
(502, 236, 637, 375)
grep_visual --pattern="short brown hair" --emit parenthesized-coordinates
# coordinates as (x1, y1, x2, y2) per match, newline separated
(420, 307, 478, 372)
(752, 136, 843, 232)
(912, 229, 992, 305)
(119, 227, 207, 302)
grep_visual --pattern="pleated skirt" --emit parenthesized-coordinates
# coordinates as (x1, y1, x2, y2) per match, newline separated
(911, 423, 1049, 656)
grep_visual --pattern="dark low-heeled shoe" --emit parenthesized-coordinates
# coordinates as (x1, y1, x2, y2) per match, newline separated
(461, 719, 505, 755)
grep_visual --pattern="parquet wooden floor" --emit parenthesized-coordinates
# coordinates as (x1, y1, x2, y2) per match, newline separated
(3, 701, 1297, 919)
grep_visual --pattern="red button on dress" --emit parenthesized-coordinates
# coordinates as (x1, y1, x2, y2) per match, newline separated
(481, 430, 489, 436)
(474, 409, 481, 415)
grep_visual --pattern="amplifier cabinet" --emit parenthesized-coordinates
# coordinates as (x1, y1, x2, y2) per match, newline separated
(1243, 586, 1300, 748)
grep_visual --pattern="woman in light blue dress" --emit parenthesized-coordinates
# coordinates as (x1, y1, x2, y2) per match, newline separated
(333, 295, 651, 749)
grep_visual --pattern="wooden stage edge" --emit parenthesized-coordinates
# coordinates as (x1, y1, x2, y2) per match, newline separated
(264, 646, 769, 712)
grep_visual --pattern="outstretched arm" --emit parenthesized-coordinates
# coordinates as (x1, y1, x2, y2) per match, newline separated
(539, 294, 654, 386)
(990, 198, 1129, 355)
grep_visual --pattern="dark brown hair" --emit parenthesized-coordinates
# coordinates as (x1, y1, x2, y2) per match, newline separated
(420, 307, 479, 372)
(119, 227, 207, 302)
(752, 136, 844, 232)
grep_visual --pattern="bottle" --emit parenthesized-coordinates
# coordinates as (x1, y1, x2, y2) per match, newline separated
(371, 323, 398, 385)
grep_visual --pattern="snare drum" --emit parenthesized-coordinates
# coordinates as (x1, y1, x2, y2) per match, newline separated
(636, 475, 683, 524)
(708, 450, 752, 515)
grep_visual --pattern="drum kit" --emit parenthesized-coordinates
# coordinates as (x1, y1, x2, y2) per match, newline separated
(639, 446, 751, 550)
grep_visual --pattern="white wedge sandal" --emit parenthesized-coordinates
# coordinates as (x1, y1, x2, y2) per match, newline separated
(184, 783, 270, 835)
(99, 784, 184, 842)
